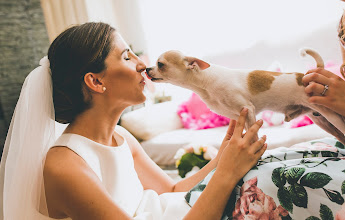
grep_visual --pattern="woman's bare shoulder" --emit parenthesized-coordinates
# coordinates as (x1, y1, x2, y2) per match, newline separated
(44, 146, 86, 174)
(43, 147, 111, 219)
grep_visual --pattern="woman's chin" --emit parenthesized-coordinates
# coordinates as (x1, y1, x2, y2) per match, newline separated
(134, 95, 146, 105)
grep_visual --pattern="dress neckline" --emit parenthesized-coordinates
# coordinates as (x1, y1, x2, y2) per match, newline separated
(60, 130, 126, 149)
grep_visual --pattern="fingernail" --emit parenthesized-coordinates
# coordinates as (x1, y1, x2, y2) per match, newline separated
(242, 107, 248, 112)
(258, 119, 263, 124)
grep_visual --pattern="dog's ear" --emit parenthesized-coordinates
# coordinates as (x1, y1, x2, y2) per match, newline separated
(186, 57, 210, 70)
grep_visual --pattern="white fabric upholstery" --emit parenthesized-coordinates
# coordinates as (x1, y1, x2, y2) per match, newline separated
(141, 124, 332, 166)
(120, 101, 183, 141)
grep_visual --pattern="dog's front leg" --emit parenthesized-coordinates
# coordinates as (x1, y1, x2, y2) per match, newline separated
(244, 107, 257, 131)
(244, 107, 259, 142)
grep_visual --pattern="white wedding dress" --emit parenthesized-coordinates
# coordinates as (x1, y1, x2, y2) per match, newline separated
(38, 126, 190, 220)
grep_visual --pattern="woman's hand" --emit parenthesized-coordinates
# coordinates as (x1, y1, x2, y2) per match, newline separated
(216, 108, 267, 182)
(214, 117, 237, 163)
(302, 68, 345, 117)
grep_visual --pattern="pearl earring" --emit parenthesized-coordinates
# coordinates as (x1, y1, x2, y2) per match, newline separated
(102, 87, 106, 91)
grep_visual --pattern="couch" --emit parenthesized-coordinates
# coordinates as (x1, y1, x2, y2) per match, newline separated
(119, 100, 333, 167)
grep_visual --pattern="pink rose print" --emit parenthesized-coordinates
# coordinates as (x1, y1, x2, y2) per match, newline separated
(312, 143, 338, 152)
(232, 177, 289, 220)
(291, 142, 338, 153)
(336, 203, 345, 220)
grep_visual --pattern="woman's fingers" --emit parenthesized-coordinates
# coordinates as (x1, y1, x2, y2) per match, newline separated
(243, 119, 263, 143)
(249, 135, 267, 154)
(223, 120, 236, 141)
(233, 108, 248, 137)
(302, 71, 330, 87)
(255, 143, 268, 159)
(305, 68, 335, 79)
(304, 82, 329, 96)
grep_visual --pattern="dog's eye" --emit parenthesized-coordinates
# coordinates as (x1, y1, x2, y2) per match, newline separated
(157, 62, 164, 69)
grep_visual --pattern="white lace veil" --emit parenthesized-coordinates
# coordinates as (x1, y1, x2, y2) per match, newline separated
(0, 56, 55, 219)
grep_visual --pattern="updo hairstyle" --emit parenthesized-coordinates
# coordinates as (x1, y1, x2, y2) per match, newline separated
(48, 22, 115, 124)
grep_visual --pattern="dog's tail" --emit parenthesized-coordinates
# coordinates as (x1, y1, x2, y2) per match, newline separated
(299, 47, 325, 69)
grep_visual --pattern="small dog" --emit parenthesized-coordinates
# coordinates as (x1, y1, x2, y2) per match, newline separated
(146, 49, 345, 144)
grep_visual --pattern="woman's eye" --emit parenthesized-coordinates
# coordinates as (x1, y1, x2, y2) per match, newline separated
(158, 62, 164, 69)
(124, 51, 131, 60)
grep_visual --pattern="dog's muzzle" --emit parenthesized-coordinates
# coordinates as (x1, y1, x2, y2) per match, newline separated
(146, 68, 153, 79)
(145, 67, 163, 81)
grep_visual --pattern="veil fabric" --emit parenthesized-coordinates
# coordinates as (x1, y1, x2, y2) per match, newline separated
(0, 57, 55, 219)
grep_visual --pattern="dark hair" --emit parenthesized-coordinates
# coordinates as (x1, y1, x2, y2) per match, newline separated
(48, 22, 115, 124)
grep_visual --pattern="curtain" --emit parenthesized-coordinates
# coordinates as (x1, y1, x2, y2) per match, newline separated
(40, 0, 147, 54)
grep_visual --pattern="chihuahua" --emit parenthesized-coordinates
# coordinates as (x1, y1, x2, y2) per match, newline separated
(146, 49, 345, 144)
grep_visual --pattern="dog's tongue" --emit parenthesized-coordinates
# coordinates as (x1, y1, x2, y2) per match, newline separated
(145, 71, 152, 80)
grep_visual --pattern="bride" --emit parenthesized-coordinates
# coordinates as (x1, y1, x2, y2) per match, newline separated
(0, 22, 266, 220)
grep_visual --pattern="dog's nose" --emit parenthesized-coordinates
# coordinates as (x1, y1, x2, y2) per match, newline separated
(146, 68, 152, 74)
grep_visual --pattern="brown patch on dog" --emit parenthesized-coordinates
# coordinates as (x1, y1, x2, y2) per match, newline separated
(295, 73, 304, 86)
(247, 70, 282, 95)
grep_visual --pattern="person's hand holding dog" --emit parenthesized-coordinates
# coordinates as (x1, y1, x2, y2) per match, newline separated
(215, 108, 267, 182)
(302, 68, 345, 117)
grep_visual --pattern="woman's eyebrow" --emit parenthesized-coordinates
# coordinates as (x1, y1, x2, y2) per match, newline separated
(121, 48, 130, 55)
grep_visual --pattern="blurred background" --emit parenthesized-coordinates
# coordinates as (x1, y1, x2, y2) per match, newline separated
(0, 0, 344, 157)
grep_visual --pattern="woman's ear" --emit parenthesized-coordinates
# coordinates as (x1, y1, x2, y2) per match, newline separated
(84, 73, 105, 93)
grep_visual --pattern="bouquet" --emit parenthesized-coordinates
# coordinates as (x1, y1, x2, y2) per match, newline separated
(174, 143, 218, 178)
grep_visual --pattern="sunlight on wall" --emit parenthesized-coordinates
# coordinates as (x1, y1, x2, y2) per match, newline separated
(139, 0, 343, 61)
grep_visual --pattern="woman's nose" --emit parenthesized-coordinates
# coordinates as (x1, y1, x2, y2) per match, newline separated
(136, 57, 146, 73)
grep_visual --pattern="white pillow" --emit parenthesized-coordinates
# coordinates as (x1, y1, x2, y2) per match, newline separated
(120, 101, 183, 141)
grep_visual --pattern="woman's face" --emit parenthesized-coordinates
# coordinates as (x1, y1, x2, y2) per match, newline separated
(101, 32, 147, 108)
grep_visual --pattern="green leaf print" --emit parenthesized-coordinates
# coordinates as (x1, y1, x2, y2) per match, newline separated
(285, 167, 305, 184)
(278, 187, 293, 213)
(272, 167, 286, 187)
(306, 217, 321, 220)
(320, 204, 334, 220)
(323, 188, 345, 205)
(185, 192, 191, 203)
(193, 184, 206, 192)
(288, 183, 308, 208)
(300, 172, 332, 189)
(335, 141, 345, 149)
(321, 151, 338, 157)
(282, 215, 292, 220)
(311, 151, 321, 157)
(342, 180, 345, 195)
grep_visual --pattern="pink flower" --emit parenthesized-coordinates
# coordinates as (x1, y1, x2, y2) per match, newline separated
(291, 142, 338, 153)
(336, 203, 345, 220)
(232, 177, 289, 220)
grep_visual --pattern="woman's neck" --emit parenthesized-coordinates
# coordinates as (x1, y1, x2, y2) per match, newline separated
(64, 105, 124, 146)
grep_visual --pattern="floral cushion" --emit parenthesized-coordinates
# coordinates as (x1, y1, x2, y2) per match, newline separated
(185, 137, 345, 219)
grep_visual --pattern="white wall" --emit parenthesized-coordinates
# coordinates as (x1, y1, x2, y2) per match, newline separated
(139, 0, 344, 62)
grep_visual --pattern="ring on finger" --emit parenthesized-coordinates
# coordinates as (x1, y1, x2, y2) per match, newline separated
(321, 84, 329, 96)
